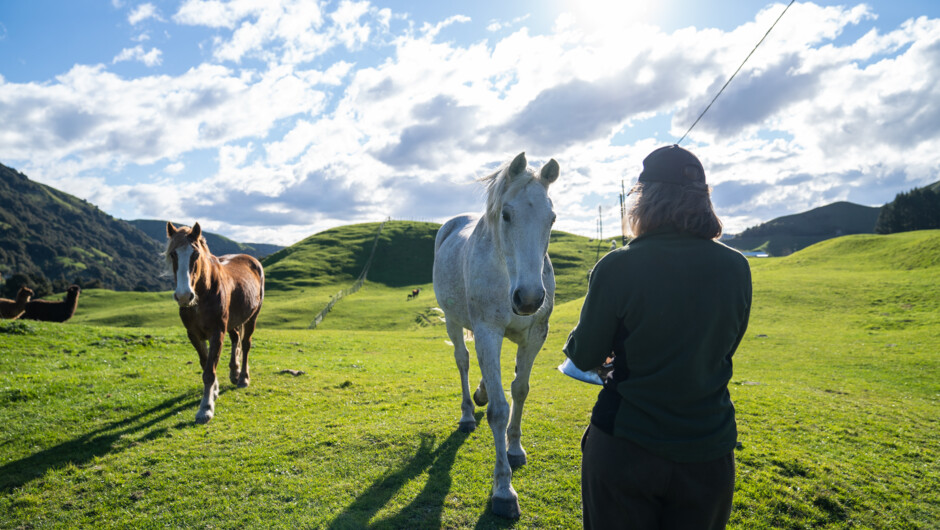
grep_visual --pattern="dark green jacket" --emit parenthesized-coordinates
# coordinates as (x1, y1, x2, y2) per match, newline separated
(564, 228, 751, 463)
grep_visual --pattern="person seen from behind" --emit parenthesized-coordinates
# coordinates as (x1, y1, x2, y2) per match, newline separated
(563, 145, 752, 529)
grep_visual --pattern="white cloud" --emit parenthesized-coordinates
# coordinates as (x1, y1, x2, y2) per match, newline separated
(486, 15, 530, 33)
(128, 3, 161, 25)
(113, 45, 163, 66)
(174, 0, 332, 64)
(0, 61, 325, 171)
(165, 161, 185, 174)
(5, 1, 940, 245)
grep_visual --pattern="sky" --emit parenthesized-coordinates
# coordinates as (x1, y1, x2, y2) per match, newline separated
(2, 0, 940, 246)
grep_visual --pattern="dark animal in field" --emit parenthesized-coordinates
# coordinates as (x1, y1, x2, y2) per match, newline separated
(166, 221, 265, 424)
(407, 288, 421, 301)
(0, 287, 34, 320)
(22, 285, 80, 322)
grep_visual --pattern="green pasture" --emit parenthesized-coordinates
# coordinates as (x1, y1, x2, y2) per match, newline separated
(1, 230, 938, 528)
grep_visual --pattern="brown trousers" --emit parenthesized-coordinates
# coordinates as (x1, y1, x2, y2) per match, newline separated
(581, 424, 735, 530)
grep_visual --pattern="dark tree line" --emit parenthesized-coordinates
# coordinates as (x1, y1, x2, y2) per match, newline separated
(875, 186, 940, 234)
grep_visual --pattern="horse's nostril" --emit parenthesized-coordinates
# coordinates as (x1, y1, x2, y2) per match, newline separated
(512, 289, 523, 309)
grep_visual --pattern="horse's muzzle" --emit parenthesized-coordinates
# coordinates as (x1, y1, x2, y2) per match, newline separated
(512, 288, 545, 316)
(175, 292, 197, 307)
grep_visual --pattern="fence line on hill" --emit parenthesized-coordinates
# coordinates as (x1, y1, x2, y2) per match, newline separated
(308, 219, 388, 330)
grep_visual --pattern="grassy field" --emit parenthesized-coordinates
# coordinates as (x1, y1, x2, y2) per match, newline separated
(1, 230, 938, 528)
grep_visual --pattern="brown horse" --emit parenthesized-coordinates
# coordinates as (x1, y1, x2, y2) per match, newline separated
(0, 287, 34, 320)
(166, 222, 265, 424)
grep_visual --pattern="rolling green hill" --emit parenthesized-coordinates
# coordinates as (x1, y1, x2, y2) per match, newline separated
(0, 163, 167, 295)
(761, 229, 940, 271)
(262, 221, 437, 290)
(725, 201, 881, 256)
(128, 219, 283, 259)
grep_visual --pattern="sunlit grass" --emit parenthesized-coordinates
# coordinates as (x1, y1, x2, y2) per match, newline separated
(1, 230, 937, 528)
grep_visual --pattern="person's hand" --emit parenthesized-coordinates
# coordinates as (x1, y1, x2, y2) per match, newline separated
(597, 356, 615, 380)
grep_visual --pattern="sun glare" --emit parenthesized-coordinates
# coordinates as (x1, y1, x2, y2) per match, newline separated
(565, 0, 657, 33)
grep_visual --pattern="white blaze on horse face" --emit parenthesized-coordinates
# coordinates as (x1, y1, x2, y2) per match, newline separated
(174, 245, 197, 307)
(500, 181, 555, 316)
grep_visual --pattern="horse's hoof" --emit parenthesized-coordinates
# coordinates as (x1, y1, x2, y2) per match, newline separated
(508, 453, 527, 469)
(458, 420, 476, 433)
(491, 495, 521, 519)
(473, 390, 488, 407)
(229, 374, 239, 385)
(237, 378, 250, 388)
(195, 409, 214, 424)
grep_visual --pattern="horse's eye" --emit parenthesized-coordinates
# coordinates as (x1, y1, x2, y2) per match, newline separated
(502, 211, 511, 223)
(551, 214, 557, 225)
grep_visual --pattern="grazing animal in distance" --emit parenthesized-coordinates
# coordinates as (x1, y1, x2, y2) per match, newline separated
(0, 287, 34, 320)
(433, 152, 560, 519)
(166, 222, 264, 424)
(407, 288, 421, 301)
(22, 285, 80, 322)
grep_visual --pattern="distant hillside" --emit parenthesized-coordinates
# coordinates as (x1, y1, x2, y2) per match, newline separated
(128, 219, 283, 259)
(725, 201, 881, 256)
(262, 220, 602, 303)
(262, 221, 433, 291)
(0, 163, 168, 295)
(758, 229, 940, 272)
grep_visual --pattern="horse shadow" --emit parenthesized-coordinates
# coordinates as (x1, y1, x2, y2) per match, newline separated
(328, 412, 490, 529)
(0, 390, 213, 492)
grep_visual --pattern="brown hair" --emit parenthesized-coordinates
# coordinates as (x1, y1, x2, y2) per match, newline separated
(625, 180, 723, 239)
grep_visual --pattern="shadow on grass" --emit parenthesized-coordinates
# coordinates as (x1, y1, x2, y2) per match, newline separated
(328, 412, 485, 529)
(0, 389, 220, 492)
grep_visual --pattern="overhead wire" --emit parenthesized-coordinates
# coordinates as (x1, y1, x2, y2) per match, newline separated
(676, 0, 796, 145)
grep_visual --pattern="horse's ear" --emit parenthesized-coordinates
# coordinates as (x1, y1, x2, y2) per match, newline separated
(189, 222, 202, 241)
(167, 221, 178, 238)
(509, 152, 527, 176)
(539, 159, 559, 186)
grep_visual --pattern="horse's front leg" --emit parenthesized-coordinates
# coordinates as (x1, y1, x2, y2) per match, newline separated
(507, 325, 546, 469)
(186, 329, 209, 370)
(196, 330, 224, 424)
(474, 326, 519, 519)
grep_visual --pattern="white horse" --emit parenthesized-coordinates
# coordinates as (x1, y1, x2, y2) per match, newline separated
(433, 152, 559, 519)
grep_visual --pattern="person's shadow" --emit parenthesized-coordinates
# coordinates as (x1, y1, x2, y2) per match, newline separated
(328, 412, 499, 529)
(0, 390, 209, 492)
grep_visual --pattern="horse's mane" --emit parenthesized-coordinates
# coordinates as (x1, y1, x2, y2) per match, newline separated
(480, 162, 539, 228)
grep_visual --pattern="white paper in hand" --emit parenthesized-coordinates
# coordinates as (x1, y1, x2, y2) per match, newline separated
(557, 358, 604, 385)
